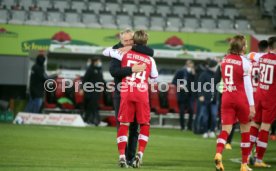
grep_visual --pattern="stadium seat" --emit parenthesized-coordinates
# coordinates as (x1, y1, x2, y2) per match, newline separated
(52, 0, 69, 12)
(149, 13, 165, 31)
(199, 15, 217, 32)
(139, 1, 155, 16)
(9, 9, 27, 24)
(0, 9, 8, 23)
(87, 0, 103, 14)
(122, 1, 138, 15)
(155, 1, 171, 17)
(82, 10, 101, 28)
(181, 14, 199, 32)
(194, 0, 212, 7)
(223, 4, 240, 20)
(99, 10, 117, 29)
(206, 4, 221, 19)
(25, 10, 45, 25)
(217, 15, 234, 31)
(167, 84, 179, 113)
(36, 0, 52, 12)
(20, 0, 34, 10)
(157, 0, 177, 6)
(260, 0, 276, 16)
(133, 12, 149, 30)
(166, 14, 182, 32)
(105, 0, 121, 15)
(116, 11, 132, 29)
(272, 8, 276, 28)
(73, 77, 83, 108)
(181, 0, 195, 7)
(71, 0, 87, 13)
(43, 8, 66, 26)
(64, 9, 85, 27)
(55, 77, 66, 99)
(189, 3, 206, 18)
(150, 83, 169, 115)
(171, 1, 189, 17)
(0, 0, 16, 9)
(234, 16, 251, 32)
(212, 0, 229, 7)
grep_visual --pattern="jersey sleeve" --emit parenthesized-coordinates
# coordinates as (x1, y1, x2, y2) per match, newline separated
(102, 47, 123, 61)
(149, 57, 158, 79)
(242, 56, 251, 76)
(244, 75, 254, 106)
(242, 56, 254, 106)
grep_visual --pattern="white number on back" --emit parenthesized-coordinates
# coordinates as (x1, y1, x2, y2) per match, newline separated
(260, 63, 274, 84)
(225, 65, 234, 85)
(126, 60, 146, 83)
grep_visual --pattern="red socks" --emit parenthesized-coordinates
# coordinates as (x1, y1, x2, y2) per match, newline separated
(216, 131, 229, 154)
(138, 124, 150, 154)
(256, 130, 269, 161)
(241, 132, 251, 164)
(249, 126, 259, 153)
(117, 125, 129, 155)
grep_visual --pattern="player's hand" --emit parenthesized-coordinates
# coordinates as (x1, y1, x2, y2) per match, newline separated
(199, 96, 204, 102)
(249, 105, 256, 120)
(118, 46, 132, 55)
(132, 63, 146, 73)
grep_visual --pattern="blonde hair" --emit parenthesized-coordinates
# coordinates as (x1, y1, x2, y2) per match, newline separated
(120, 28, 134, 39)
(133, 30, 148, 45)
(229, 35, 246, 55)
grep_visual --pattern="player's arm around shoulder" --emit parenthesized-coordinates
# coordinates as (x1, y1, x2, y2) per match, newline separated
(246, 52, 266, 63)
(102, 47, 123, 61)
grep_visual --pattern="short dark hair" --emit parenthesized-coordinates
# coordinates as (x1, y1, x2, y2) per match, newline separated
(258, 40, 268, 52)
(268, 36, 276, 50)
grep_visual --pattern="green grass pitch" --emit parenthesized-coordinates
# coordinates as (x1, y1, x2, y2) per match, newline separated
(0, 123, 275, 171)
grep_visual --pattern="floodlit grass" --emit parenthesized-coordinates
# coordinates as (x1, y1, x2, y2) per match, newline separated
(0, 123, 275, 171)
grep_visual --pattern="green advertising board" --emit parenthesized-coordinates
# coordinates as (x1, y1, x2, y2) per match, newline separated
(0, 24, 250, 56)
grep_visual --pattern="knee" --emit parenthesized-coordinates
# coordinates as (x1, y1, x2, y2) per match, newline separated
(260, 123, 271, 131)
(120, 122, 130, 126)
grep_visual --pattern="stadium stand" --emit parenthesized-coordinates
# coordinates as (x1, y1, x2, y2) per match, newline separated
(0, 0, 255, 33)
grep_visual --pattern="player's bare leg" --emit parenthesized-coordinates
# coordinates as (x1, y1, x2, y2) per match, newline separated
(254, 123, 271, 168)
(214, 125, 232, 171)
(117, 122, 130, 168)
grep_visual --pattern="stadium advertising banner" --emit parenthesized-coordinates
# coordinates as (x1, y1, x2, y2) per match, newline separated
(14, 112, 86, 127)
(0, 24, 250, 57)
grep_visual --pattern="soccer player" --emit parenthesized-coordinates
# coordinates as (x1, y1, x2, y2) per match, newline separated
(246, 37, 276, 167)
(109, 29, 154, 166)
(214, 35, 255, 171)
(246, 40, 270, 167)
(103, 30, 158, 168)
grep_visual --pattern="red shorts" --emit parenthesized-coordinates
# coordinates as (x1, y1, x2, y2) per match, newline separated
(118, 98, 150, 124)
(221, 95, 249, 125)
(255, 100, 276, 124)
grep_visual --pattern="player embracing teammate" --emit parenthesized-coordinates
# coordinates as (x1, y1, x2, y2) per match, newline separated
(103, 30, 158, 168)
(214, 35, 255, 171)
